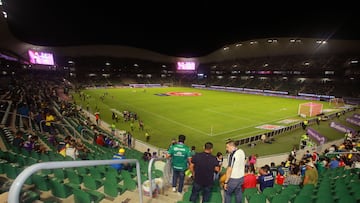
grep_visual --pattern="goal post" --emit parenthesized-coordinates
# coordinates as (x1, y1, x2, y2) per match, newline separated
(329, 97, 345, 108)
(298, 102, 323, 118)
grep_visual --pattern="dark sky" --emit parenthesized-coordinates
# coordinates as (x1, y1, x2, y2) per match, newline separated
(3, 1, 360, 57)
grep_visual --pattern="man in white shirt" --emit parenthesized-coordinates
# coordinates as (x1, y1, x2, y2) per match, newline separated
(223, 140, 245, 203)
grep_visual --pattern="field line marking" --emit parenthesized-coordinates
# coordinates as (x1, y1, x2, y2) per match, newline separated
(110, 105, 209, 136)
(210, 115, 295, 136)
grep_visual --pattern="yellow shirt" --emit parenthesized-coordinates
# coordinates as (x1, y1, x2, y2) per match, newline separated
(45, 115, 54, 126)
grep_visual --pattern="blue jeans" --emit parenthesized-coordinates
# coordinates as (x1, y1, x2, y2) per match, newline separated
(190, 182, 212, 203)
(172, 169, 185, 193)
(224, 177, 244, 203)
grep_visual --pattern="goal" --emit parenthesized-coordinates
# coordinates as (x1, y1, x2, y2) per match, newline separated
(329, 98, 345, 108)
(298, 102, 323, 118)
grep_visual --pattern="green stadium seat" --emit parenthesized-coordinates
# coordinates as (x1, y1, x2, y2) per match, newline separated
(103, 179, 126, 198)
(53, 168, 67, 180)
(66, 169, 83, 184)
(73, 188, 104, 203)
(83, 175, 103, 190)
(121, 170, 137, 191)
(337, 195, 356, 203)
(31, 173, 51, 191)
(21, 190, 40, 203)
(249, 193, 266, 203)
(314, 195, 334, 203)
(49, 179, 73, 198)
(88, 167, 104, 179)
(262, 187, 278, 201)
(243, 187, 258, 202)
(207, 191, 222, 203)
(76, 166, 89, 175)
(271, 194, 291, 203)
(293, 195, 312, 203)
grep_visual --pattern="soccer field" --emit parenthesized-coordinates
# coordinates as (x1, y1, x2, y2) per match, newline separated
(73, 87, 330, 154)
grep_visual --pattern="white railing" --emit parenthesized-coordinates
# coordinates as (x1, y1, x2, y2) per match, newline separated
(8, 159, 143, 203)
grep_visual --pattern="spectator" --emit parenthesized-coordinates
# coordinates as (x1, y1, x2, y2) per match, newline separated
(270, 162, 278, 178)
(13, 130, 25, 148)
(95, 112, 100, 125)
(214, 152, 223, 181)
(95, 133, 105, 146)
(142, 148, 152, 161)
(276, 172, 285, 185)
(189, 142, 219, 203)
(191, 146, 196, 156)
(167, 134, 192, 194)
(127, 132, 132, 148)
(248, 154, 257, 172)
(223, 140, 246, 203)
(283, 166, 302, 186)
(258, 165, 274, 192)
(328, 156, 339, 169)
(303, 162, 318, 186)
(111, 148, 130, 171)
(65, 139, 78, 160)
(242, 165, 257, 192)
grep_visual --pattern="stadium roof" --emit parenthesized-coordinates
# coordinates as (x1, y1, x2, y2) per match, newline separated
(2, 1, 360, 58)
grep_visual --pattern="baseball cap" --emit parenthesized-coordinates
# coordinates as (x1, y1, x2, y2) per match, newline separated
(119, 148, 125, 154)
(306, 162, 314, 168)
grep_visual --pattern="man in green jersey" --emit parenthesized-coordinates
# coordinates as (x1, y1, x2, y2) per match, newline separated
(167, 134, 192, 194)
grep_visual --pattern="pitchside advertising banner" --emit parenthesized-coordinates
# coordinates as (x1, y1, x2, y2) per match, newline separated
(346, 116, 360, 127)
(306, 127, 326, 145)
(353, 113, 360, 119)
(329, 121, 357, 134)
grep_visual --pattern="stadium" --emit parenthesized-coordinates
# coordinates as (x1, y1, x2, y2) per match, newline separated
(1, 2, 360, 203)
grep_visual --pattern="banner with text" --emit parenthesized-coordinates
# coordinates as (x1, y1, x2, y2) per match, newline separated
(353, 113, 360, 119)
(329, 121, 356, 134)
(346, 117, 360, 127)
(307, 127, 327, 145)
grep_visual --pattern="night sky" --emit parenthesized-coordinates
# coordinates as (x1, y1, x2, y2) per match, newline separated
(3, 1, 360, 57)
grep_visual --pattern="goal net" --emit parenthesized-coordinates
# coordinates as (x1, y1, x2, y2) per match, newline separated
(329, 98, 345, 108)
(298, 102, 323, 118)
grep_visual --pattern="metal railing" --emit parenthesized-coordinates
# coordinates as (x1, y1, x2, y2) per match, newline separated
(325, 151, 360, 156)
(8, 159, 143, 203)
(0, 110, 32, 130)
(147, 157, 167, 198)
(39, 120, 77, 137)
(80, 128, 94, 139)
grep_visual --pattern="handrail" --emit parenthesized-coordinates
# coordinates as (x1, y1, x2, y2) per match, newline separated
(39, 120, 76, 137)
(325, 151, 360, 156)
(0, 101, 12, 125)
(0, 110, 32, 131)
(147, 157, 167, 198)
(80, 128, 94, 139)
(8, 159, 143, 203)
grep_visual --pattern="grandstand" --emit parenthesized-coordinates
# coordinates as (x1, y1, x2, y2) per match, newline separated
(0, 4, 360, 203)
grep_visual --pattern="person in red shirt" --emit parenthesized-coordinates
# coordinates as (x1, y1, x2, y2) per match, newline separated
(242, 165, 257, 192)
(95, 134, 105, 146)
(276, 173, 285, 185)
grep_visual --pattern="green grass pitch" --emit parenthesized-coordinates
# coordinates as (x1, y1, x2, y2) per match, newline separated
(73, 87, 332, 154)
